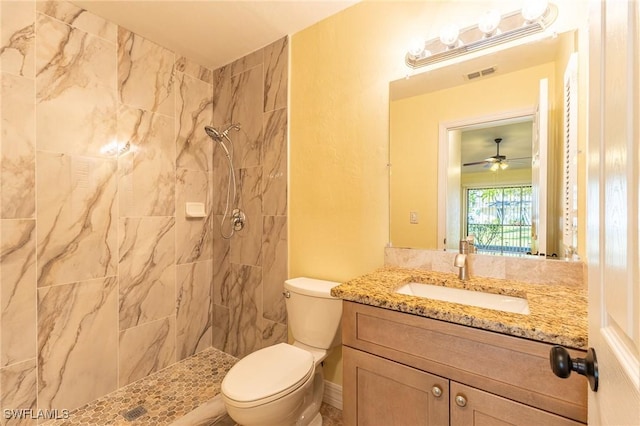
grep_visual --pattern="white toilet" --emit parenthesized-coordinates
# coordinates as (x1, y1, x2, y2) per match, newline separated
(221, 277, 342, 426)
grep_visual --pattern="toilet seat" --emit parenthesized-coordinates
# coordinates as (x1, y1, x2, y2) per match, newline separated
(222, 343, 314, 408)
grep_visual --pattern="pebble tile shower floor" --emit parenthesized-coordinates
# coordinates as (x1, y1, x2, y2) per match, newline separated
(43, 347, 343, 426)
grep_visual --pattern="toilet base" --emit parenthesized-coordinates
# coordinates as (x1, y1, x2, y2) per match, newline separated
(307, 412, 322, 426)
(296, 366, 324, 426)
(223, 364, 325, 426)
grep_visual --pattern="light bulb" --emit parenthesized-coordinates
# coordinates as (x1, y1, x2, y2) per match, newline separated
(478, 10, 501, 36)
(522, 0, 549, 23)
(490, 162, 500, 172)
(500, 162, 509, 170)
(439, 24, 460, 48)
(408, 37, 425, 58)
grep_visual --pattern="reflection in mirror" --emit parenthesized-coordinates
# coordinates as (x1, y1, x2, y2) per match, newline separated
(389, 30, 579, 259)
(454, 118, 534, 256)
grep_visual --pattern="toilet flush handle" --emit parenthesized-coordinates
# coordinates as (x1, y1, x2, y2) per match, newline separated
(282, 290, 291, 298)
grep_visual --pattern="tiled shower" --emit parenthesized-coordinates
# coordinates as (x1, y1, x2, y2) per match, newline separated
(0, 0, 288, 420)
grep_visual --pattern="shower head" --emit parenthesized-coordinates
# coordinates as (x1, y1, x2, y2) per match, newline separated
(204, 125, 222, 141)
(204, 125, 234, 157)
(204, 124, 241, 142)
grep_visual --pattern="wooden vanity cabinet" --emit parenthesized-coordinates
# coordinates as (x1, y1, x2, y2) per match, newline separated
(342, 301, 587, 426)
(344, 346, 450, 425)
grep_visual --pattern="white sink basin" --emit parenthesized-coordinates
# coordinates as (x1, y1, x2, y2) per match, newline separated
(395, 282, 530, 315)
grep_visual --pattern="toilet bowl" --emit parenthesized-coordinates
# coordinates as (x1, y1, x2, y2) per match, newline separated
(221, 277, 342, 426)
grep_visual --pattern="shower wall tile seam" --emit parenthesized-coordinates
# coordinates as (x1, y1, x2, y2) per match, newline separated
(228, 262, 264, 267)
(32, 148, 120, 161)
(116, 105, 176, 120)
(35, 0, 117, 43)
(0, 355, 37, 370)
(231, 63, 264, 77)
(0, 0, 36, 78)
(263, 105, 288, 114)
(118, 313, 174, 332)
(34, 275, 119, 290)
(175, 58, 213, 84)
(116, 215, 176, 219)
(33, 12, 117, 47)
(0, 68, 35, 81)
(230, 61, 264, 79)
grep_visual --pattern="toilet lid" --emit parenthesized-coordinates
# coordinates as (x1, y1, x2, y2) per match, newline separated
(222, 343, 314, 406)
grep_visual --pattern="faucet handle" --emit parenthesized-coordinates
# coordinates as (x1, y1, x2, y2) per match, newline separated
(465, 235, 476, 253)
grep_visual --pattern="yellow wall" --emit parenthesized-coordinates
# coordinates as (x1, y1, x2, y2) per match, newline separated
(289, 0, 587, 386)
(389, 63, 555, 249)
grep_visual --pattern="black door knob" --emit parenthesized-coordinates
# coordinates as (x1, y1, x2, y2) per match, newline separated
(549, 345, 599, 392)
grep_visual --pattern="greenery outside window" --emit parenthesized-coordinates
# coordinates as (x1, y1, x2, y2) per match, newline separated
(466, 186, 532, 255)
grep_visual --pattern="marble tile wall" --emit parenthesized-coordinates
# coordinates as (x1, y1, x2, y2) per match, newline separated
(211, 37, 289, 359)
(0, 0, 227, 420)
(384, 247, 586, 287)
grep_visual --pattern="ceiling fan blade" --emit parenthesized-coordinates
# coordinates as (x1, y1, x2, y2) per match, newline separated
(463, 160, 489, 166)
(464, 139, 512, 167)
(507, 156, 532, 161)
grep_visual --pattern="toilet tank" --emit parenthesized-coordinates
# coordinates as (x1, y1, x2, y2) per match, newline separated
(284, 277, 343, 350)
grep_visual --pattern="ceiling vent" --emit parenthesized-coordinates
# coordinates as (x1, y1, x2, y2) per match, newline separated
(466, 66, 497, 80)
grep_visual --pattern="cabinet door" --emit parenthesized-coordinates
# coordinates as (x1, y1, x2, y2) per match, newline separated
(343, 346, 448, 426)
(450, 382, 584, 426)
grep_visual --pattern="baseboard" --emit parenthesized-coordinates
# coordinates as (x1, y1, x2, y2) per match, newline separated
(323, 380, 343, 410)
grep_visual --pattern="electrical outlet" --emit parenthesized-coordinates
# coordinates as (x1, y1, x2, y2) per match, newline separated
(410, 211, 419, 224)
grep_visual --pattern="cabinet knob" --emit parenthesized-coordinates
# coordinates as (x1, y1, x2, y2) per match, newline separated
(431, 385, 442, 397)
(455, 394, 467, 407)
(549, 345, 599, 392)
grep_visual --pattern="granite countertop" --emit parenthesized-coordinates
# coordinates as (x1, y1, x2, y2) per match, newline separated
(331, 267, 587, 350)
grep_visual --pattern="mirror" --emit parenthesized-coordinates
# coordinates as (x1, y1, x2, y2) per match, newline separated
(389, 30, 579, 258)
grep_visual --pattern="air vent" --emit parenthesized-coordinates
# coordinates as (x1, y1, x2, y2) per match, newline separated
(465, 66, 497, 80)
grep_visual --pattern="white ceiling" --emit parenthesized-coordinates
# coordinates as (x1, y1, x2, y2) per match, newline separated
(460, 119, 533, 173)
(72, 0, 359, 69)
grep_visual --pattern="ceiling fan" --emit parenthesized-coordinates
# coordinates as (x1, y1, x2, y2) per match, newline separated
(462, 138, 530, 171)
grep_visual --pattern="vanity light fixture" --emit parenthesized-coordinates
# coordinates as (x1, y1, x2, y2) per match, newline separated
(478, 10, 502, 37)
(408, 37, 430, 60)
(406, 1, 557, 69)
(439, 24, 461, 49)
(522, 0, 550, 23)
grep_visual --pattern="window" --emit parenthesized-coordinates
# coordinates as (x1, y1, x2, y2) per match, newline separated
(466, 186, 532, 255)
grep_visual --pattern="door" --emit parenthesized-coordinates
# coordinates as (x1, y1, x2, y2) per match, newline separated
(587, 0, 640, 424)
(343, 346, 449, 426)
(531, 78, 549, 255)
(449, 382, 583, 426)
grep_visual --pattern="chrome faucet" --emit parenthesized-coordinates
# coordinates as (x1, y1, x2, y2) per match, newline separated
(454, 240, 470, 281)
